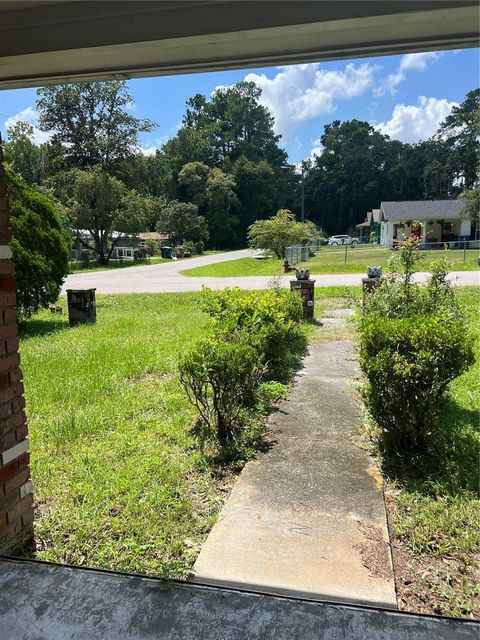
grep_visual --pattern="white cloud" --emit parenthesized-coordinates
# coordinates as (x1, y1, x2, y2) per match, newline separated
(376, 96, 457, 143)
(139, 145, 158, 156)
(399, 52, 441, 71)
(374, 52, 442, 97)
(241, 62, 376, 137)
(137, 121, 181, 156)
(4, 106, 51, 145)
(309, 138, 323, 161)
(375, 70, 404, 96)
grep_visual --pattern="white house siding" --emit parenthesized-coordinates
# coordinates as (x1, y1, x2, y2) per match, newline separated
(378, 200, 476, 249)
(381, 221, 395, 246)
(460, 218, 472, 237)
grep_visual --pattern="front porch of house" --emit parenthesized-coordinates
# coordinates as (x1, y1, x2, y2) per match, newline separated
(380, 217, 477, 248)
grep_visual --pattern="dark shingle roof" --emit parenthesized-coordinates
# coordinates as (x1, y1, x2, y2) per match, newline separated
(380, 200, 465, 221)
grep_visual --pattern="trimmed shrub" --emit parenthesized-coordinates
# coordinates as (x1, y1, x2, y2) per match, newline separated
(180, 288, 307, 457)
(179, 337, 263, 448)
(7, 167, 71, 318)
(201, 287, 305, 380)
(364, 245, 459, 322)
(360, 314, 474, 457)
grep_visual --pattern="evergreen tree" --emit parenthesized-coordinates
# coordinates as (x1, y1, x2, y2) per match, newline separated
(6, 167, 70, 318)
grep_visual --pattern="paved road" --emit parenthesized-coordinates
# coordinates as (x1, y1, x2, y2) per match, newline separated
(63, 250, 479, 293)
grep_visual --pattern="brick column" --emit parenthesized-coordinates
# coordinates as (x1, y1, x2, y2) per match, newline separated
(290, 278, 316, 319)
(0, 139, 34, 553)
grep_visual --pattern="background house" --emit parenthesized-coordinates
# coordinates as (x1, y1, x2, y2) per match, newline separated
(356, 209, 381, 243)
(138, 232, 169, 252)
(70, 231, 168, 261)
(378, 200, 477, 248)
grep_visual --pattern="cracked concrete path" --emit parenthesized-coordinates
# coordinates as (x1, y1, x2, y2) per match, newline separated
(192, 340, 397, 608)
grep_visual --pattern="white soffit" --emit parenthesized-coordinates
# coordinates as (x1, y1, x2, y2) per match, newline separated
(0, 1, 478, 88)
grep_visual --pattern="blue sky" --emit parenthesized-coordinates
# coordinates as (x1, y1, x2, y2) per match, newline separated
(0, 48, 478, 165)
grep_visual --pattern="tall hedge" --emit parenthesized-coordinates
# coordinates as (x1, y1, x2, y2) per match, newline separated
(6, 167, 71, 318)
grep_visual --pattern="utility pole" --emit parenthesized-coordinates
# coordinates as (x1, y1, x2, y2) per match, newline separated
(282, 163, 305, 222)
(301, 167, 305, 223)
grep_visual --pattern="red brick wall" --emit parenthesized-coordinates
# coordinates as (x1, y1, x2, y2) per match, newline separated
(0, 141, 33, 553)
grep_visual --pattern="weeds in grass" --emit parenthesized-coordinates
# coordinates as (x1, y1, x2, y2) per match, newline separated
(20, 289, 314, 578)
(21, 293, 222, 577)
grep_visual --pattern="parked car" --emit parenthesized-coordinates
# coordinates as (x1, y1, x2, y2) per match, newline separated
(327, 235, 359, 246)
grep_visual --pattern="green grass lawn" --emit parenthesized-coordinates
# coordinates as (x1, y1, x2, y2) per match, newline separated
(18, 285, 479, 614)
(17, 287, 322, 578)
(383, 287, 480, 618)
(69, 256, 170, 273)
(20, 293, 223, 578)
(182, 247, 480, 277)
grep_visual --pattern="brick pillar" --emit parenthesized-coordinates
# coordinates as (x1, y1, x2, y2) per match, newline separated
(0, 139, 34, 553)
(290, 278, 316, 319)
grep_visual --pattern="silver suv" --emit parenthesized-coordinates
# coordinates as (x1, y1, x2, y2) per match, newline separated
(327, 235, 358, 246)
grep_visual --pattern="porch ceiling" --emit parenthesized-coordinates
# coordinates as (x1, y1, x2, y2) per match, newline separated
(0, 1, 478, 89)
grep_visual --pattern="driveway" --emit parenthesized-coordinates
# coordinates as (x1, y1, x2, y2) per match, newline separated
(62, 250, 479, 294)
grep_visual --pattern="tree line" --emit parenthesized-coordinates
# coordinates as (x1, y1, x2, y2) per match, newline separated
(302, 89, 479, 234)
(6, 81, 479, 247)
(5, 81, 297, 261)
(3, 80, 479, 289)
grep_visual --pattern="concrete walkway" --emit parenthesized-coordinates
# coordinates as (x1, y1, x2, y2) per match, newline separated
(192, 340, 397, 608)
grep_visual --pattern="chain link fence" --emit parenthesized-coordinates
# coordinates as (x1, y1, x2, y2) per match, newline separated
(285, 244, 309, 265)
(308, 238, 322, 252)
(285, 239, 322, 265)
(285, 238, 479, 267)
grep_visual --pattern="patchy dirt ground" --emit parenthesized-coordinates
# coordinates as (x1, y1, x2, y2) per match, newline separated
(384, 486, 480, 620)
(355, 522, 394, 582)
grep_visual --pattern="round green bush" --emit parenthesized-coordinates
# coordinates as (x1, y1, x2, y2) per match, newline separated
(360, 314, 475, 457)
(6, 168, 70, 318)
(179, 337, 263, 447)
(201, 287, 305, 380)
